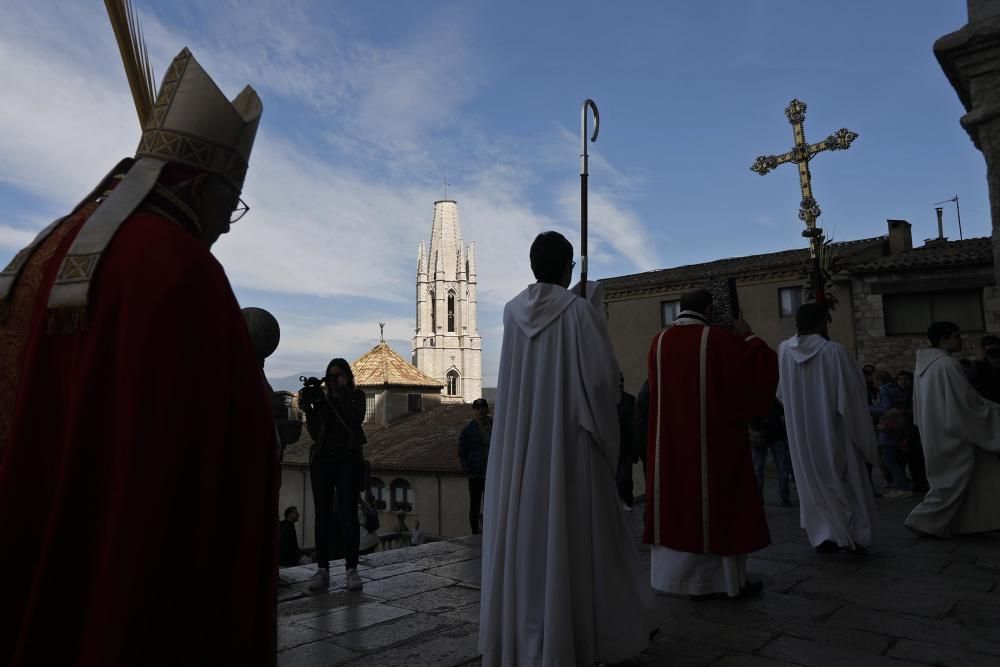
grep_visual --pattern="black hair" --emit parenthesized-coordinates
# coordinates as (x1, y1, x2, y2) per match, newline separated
(875, 370, 894, 385)
(896, 369, 913, 379)
(927, 321, 960, 347)
(796, 302, 829, 334)
(981, 334, 1000, 348)
(529, 231, 573, 283)
(679, 289, 713, 315)
(326, 357, 356, 391)
(283, 506, 298, 518)
(472, 398, 488, 409)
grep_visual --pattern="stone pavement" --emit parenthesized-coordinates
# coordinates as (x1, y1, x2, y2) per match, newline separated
(277, 483, 1000, 666)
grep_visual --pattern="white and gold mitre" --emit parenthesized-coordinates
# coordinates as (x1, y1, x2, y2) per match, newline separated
(136, 47, 262, 192)
(0, 47, 264, 331)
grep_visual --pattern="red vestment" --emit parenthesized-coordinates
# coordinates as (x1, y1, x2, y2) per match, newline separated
(643, 318, 778, 556)
(0, 204, 278, 665)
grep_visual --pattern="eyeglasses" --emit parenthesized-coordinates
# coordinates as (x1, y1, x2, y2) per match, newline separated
(571, 260, 577, 269)
(231, 197, 250, 223)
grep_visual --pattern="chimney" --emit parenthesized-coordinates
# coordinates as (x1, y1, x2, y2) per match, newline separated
(925, 208, 949, 245)
(887, 219, 913, 255)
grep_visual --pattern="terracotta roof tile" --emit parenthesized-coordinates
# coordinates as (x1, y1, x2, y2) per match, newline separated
(365, 403, 475, 474)
(853, 237, 993, 273)
(352, 342, 444, 389)
(600, 236, 886, 295)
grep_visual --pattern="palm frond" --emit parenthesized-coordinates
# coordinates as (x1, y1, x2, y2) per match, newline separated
(105, 0, 156, 127)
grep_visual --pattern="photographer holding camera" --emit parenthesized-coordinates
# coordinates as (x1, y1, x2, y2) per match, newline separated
(300, 358, 368, 593)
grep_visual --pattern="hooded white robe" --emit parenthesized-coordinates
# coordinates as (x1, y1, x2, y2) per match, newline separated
(479, 281, 654, 667)
(777, 334, 880, 548)
(905, 348, 1000, 537)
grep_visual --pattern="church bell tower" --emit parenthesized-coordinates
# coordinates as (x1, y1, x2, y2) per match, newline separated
(412, 199, 482, 403)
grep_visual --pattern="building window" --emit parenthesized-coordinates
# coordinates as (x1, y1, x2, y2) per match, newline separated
(407, 393, 422, 412)
(364, 393, 376, 423)
(390, 478, 414, 512)
(430, 290, 436, 331)
(778, 286, 805, 318)
(370, 477, 387, 510)
(661, 300, 680, 327)
(447, 290, 456, 333)
(446, 369, 460, 396)
(883, 290, 984, 335)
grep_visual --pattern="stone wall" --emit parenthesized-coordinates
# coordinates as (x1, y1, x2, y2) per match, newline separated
(852, 272, 1000, 373)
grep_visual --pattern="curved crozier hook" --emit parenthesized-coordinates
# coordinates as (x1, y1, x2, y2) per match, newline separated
(584, 98, 600, 142)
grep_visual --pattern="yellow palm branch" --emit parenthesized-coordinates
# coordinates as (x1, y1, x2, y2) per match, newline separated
(105, 0, 156, 127)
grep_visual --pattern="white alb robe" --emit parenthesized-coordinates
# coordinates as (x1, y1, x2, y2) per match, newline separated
(905, 348, 1000, 537)
(480, 281, 654, 667)
(777, 334, 879, 549)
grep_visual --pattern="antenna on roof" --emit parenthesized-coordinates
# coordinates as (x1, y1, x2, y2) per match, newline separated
(443, 172, 449, 200)
(933, 196, 963, 240)
(379, 321, 385, 342)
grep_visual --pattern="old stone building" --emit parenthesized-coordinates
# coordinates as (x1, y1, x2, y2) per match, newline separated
(278, 341, 478, 547)
(601, 219, 998, 394)
(851, 235, 999, 372)
(363, 403, 476, 539)
(352, 340, 443, 427)
(412, 199, 483, 403)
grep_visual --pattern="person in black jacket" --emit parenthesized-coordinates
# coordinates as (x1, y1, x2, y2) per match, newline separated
(635, 380, 649, 476)
(616, 374, 638, 511)
(458, 398, 492, 534)
(278, 506, 301, 567)
(300, 358, 367, 593)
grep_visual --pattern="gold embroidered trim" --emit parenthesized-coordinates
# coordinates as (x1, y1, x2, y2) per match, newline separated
(0, 208, 93, 447)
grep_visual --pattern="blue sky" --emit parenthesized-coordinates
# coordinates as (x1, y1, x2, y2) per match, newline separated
(0, 1, 987, 385)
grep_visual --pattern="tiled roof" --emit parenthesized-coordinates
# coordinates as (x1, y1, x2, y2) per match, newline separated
(853, 237, 993, 273)
(365, 403, 475, 474)
(352, 342, 444, 389)
(600, 236, 887, 295)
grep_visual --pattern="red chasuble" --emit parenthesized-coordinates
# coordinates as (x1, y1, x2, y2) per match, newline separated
(643, 317, 778, 556)
(0, 206, 278, 665)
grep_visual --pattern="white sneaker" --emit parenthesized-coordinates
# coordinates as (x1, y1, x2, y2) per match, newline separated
(307, 567, 330, 592)
(622, 503, 633, 512)
(345, 568, 363, 592)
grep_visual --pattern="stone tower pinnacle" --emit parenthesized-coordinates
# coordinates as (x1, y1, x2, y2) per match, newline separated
(412, 199, 482, 403)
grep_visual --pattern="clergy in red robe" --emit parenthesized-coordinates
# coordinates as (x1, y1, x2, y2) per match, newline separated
(0, 48, 278, 665)
(644, 288, 778, 598)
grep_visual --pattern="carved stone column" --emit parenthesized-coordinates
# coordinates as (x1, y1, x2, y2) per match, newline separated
(936, 0, 1000, 284)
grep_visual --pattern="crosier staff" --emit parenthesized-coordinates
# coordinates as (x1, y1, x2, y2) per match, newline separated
(580, 99, 599, 299)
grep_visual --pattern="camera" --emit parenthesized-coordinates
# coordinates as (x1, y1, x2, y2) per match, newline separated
(299, 376, 326, 410)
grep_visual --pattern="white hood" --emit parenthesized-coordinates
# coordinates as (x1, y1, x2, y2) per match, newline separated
(506, 282, 578, 339)
(915, 348, 950, 377)
(784, 333, 829, 364)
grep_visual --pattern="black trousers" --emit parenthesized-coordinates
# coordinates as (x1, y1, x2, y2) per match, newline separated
(616, 449, 634, 507)
(311, 459, 362, 570)
(468, 476, 486, 534)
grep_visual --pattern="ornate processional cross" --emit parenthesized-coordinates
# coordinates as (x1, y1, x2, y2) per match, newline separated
(751, 99, 858, 303)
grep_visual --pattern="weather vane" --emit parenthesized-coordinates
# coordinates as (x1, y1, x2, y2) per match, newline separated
(751, 99, 858, 305)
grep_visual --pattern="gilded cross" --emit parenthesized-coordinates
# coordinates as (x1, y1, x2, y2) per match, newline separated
(751, 99, 858, 256)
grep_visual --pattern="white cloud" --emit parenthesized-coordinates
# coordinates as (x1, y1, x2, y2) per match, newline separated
(0, 225, 37, 252)
(555, 183, 660, 273)
(265, 314, 414, 378)
(0, 1, 654, 390)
